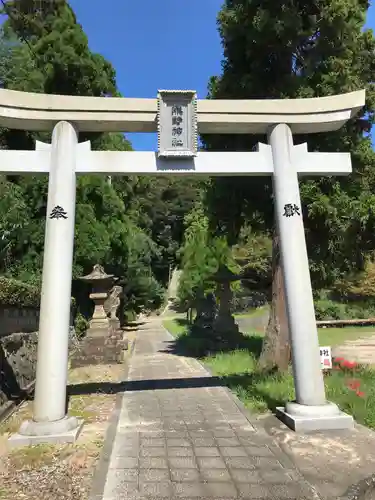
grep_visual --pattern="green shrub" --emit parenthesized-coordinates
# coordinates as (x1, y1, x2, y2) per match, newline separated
(0, 276, 77, 312)
(314, 298, 375, 321)
(314, 299, 347, 320)
(0, 276, 40, 307)
(74, 312, 89, 338)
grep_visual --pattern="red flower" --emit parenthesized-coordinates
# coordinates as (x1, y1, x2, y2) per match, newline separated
(342, 360, 357, 369)
(347, 379, 361, 391)
(356, 391, 365, 398)
(334, 357, 344, 362)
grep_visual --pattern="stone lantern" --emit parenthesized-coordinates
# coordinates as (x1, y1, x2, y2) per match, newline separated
(80, 264, 116, 337)
(212, 264, 240, 336)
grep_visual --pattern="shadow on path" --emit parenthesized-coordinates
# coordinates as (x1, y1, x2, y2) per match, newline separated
(67, 375, 224, 396)
(67, 371, 284, 412)
(161, 318, 264, 359)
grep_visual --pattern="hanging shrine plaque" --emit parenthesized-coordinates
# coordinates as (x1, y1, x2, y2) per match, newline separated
(157, 90, 198, 158)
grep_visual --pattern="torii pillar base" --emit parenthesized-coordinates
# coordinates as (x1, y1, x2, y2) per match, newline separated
(276, 402, 354, 433)
(8, 417, 84, 449)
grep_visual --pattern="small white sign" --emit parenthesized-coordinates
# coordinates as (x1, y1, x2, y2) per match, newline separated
(320, 346, 332, 370)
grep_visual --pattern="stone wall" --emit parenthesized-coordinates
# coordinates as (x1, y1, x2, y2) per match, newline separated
(0, 306, 39, 338)
(0, 331, 38, 410)
(0, 305, 75, 338)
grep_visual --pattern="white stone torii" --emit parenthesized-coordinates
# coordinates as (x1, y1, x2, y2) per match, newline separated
(0, 87, 364, 446)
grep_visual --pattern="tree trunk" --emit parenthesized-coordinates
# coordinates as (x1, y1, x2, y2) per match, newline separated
(258, 229, 291, 371)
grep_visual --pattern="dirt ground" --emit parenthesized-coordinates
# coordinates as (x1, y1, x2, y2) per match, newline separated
(0, 362, 126, 500)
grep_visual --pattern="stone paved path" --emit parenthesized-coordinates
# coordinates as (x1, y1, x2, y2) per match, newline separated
(98, 318, 316, 500)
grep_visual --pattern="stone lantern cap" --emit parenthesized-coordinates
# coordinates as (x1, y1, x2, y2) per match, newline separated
(80, 264, 115, 284)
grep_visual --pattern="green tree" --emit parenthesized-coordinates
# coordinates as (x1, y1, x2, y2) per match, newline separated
(178, 202, 239, 321)
(0, 0, 165, 314)
(204, 0, 375, 369)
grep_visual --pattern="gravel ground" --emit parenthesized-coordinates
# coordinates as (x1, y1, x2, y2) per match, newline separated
(0, 362, 126, 500)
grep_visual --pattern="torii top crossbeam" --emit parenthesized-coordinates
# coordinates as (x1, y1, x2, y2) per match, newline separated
(0, 88, 365, 134)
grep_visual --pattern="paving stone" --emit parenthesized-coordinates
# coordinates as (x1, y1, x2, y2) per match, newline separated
(165, 430, 189, 439)
(139, 456, 168, 469)
(169, 457, 197, 469)
(139, 469, 170, 482)
(103, 481, 139, 499)
(194, 446, 220, 457)
(225, 456, 257, 470)
(237, 483, 271, 498)
(106, 469, 138, 483)
(216, 436, 241, 447)
(140, 430, 165, 439)
(139, 481, 172, 497)
(168, 447, 194, 457)
(200, 468, 231, 482)
(186, 422, 206, 430)
(191, 437, 215, 447)
(167, 438, 191, 447)
(250, 456, 284, 470)
(260, 470, 294, 483)
(245, 445, 274, 457)
(238, 435, 267, 446)
(196, 456, 226, 469)
(161, 411, 185, 417)
(170, 469, 201, 482)
(189, 430, 212, 438)
(140, 446, 167, 457)
(141, 437, 165, 447)
(231, 468, 261, 483)
(220, 446, 248, 457)
(212, 428, 236, 438)
(172, 482, 206, 498)
(204, 481, 237, 498)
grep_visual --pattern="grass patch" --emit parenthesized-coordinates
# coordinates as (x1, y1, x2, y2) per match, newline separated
(318, 326, 375, 346)
(163, 318, 375, 429)
(9, 444, 57, 470)
(234, 306, 269, 320)
(163, 318, 187, 338)
(164, 318, 375, 350)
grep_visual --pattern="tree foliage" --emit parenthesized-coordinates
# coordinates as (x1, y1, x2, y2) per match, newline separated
(178, 202, 240, 312)
(203, 0, 375, 369)
(0, 0, 200, 316)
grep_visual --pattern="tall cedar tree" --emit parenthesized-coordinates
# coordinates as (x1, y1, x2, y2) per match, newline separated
(203, 0, 375, 370)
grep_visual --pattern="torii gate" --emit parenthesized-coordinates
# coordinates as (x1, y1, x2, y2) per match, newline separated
(1, 87, 364, 445)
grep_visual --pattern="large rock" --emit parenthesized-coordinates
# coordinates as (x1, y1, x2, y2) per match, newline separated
(0, 332, 38, 409)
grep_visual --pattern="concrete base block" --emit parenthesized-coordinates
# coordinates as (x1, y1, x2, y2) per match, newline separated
(8, 418, 84, 449)
(276, 406, 354, 432)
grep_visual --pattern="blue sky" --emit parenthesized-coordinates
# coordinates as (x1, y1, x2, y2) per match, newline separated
(70, 0, 223, 151)
(70, 0, 375, 151)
